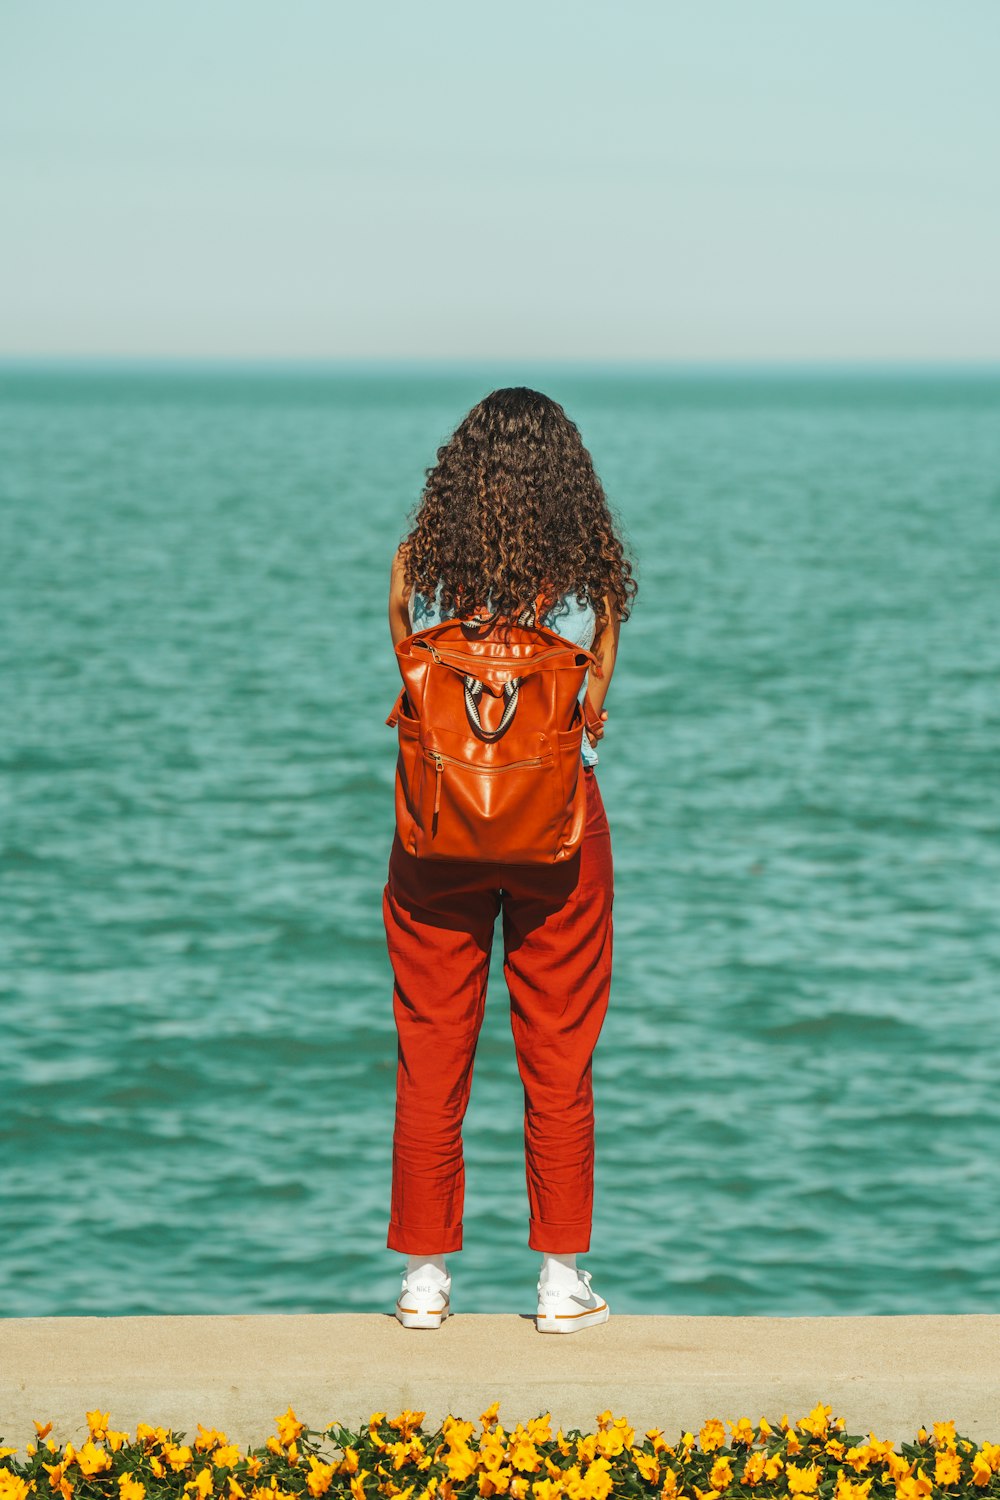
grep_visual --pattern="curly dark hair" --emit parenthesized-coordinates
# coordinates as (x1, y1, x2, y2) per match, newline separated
(398, 386, 638, 634)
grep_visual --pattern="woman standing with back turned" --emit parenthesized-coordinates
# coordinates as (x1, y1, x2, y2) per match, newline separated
(384, 386, 637, 1332)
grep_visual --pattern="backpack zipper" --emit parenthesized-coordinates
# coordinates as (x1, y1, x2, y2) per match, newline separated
(428, 749, 548, 772)
(413, 639, 443, 663)
(428, 747, 549, 818)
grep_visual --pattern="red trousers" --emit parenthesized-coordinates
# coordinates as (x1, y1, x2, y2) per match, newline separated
(383, 766, 613, 1254)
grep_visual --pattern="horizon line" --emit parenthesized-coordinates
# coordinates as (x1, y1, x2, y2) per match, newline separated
(2, 354, 1000, 377)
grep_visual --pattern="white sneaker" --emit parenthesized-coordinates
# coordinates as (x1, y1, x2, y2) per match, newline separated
(395, 1271, 451, 1329)
(536, 1267, 609, 1333)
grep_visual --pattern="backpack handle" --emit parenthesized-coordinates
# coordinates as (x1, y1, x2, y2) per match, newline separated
(464, 675, 520, 741)
(583, 692, 605, 736)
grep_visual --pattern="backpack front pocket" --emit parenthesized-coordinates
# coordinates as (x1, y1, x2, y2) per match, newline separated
(416, 729, 563, 862)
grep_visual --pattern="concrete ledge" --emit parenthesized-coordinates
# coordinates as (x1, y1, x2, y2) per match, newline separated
(3, 1314, 1000, 1452)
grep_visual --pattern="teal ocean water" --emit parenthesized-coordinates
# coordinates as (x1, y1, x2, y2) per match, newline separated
(2, 365, 999, 1318)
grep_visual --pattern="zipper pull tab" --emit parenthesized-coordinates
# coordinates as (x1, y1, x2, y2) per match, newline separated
(433, 753, 443, 819)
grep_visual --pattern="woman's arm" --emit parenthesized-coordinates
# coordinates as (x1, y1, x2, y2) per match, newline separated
(584, 593, 621, 747)
(389, 544, 411, 648)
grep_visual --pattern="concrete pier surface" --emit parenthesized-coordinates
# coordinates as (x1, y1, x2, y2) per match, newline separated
(2, 1313, 999, 1453)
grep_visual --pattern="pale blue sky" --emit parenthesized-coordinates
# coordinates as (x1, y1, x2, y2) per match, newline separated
(3, 0, 998, 362)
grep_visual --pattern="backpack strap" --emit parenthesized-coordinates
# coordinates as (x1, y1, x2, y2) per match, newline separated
(583, 692, 604, 736)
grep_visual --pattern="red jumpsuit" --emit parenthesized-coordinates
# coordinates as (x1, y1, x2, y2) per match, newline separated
(382, 765, 614, 1254)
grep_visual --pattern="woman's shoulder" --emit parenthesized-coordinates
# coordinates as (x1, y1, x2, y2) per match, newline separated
(541, 591, 598, 646)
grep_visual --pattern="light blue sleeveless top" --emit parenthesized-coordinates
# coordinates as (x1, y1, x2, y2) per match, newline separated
(408, 585, 600, 767)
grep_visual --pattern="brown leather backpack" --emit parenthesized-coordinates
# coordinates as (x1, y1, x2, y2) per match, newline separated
(386, 612, 604, 864)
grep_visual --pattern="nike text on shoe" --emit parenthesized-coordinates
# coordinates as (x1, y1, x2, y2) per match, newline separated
(395, 1274, 451, 1329)
(535, 1267, 609, 1334)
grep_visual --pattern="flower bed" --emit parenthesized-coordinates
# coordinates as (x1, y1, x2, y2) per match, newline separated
(2, 1404, 998, 1500)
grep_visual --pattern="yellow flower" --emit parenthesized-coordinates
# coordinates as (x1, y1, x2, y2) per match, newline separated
(559, 1467, 582, 1500)
(884, 1453, 913, 1485)
(708, 1457, 733, 1490)
(164, 1445, 194, 1473)
(659, 1472, 679, 1500)
(757, 1420, 773, 1441)
(340, 1451, 361, 1476)
(41, 1462, 73, 1500)
(350, 1473, 371, 1500)
(579, 1459, 613, 1500)
(786, 1432, 803, 1457)
(933, 1423, 957, 1451)
(971, 1454, 993, 1488)
(244, 1460, 262, 1480)
(729, 1420, 755, 1449)
(512, 1434, 542, 1470)
(934, 1451, 961, 1486)
(86, 1413, 110, 1443)
(386, 1444, 411, 1472)
(306, 1460, 336, 1498)
(0, 1475, 32, 1500)
(740, 1453, 765, 1487)
(390, 1416, 426, 1441)
(631, 1449, 660, 1484)
(510, 1481, 529, 1500)
(227, 1481, 246, 1500)
(798, 1406, 832, 1440)
(442, 1419, 475, 1448)
(34, 1426, 54, 1442)
(481, 1406, 502, 1434)
(842, 1447, 872, 1474)
(444, 1448, 477, 1483)
(275, 1409, 306, 1448)
(150, 1459, 166, 1479)
(118, 1476, 146, 1500)
(183, 1465, 214, 1500)
(526, 1419, 552, 1447)
(594, 1431, 624, 1461)
(478, 1466, 512, 1497)
(833, 1474, 873, 1500)
(825, 1440, 846, 1460)
(763, 1455, 784, 1480)
(135, 1426, 165, 1448)
(786, 1461, 820, 1494)
(212, 1448, 242, 1471)
(76, 1442, 112, 1477)
(196, 1429, 229, 1454)
(480, 1437, 508, 1474)
(699, 1421, 726, 1454)
(979, 1443, 1000, 1474)
(895, 1467, 933, 1500)
(531, 1483, 561, 1500)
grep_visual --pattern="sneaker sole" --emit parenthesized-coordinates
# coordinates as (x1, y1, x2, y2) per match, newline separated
(395, 1300, 450, 1330)
(536, 1301, 609, 1334)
